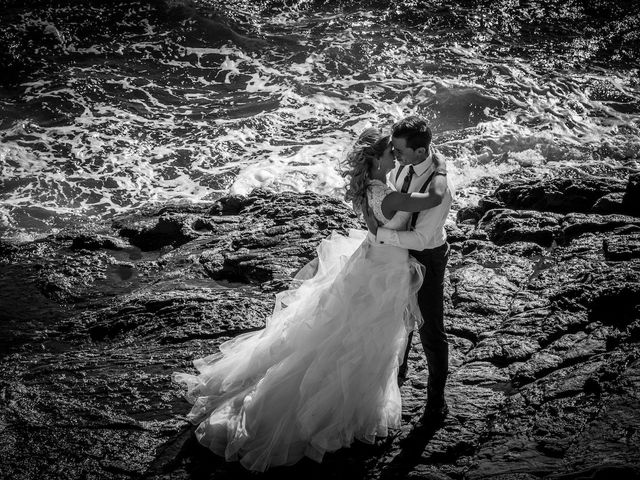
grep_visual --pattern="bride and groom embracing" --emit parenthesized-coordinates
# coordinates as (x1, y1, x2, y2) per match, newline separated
(172, 115, 454, 472)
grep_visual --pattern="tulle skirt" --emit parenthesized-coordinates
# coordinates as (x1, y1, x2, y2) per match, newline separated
(172, 229, 424, 472)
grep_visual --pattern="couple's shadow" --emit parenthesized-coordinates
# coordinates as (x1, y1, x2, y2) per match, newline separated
(146, 420, 441, 480)
(377, 421, 444, 480)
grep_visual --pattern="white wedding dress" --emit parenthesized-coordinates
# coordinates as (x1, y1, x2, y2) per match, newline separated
(172, 180, 425, 472)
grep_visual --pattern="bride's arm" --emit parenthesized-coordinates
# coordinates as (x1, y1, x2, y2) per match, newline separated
(376, 187, 450, 250)
(380, 178, 446, 216)
(379, 151, 448, 218)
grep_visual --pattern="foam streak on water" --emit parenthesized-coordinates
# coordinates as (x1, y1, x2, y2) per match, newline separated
(1, 3, 639, 241)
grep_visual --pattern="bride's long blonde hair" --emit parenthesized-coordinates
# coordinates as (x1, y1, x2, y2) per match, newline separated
(341, 128, 390, 213)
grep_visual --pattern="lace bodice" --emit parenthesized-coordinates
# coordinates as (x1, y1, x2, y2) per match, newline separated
(366, 180, 412, 231)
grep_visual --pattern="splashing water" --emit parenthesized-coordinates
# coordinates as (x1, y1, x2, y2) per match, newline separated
(1, 0, 639, 241)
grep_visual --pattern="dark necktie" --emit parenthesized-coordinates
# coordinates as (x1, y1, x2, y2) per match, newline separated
(400, 165, 415, 193)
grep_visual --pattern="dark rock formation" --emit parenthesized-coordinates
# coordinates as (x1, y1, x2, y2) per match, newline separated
(1, 176, 639, 480)
(492, 177, 627, 214)
(473, 175, 640, 220)
(624, 173, 640, 217)
(604, 233, 640, 261)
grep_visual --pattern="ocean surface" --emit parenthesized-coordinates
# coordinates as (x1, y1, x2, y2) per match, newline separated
(1, 0, 639, 242)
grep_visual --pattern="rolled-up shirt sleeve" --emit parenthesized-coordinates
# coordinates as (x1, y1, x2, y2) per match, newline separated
(375, 227, 430, 251)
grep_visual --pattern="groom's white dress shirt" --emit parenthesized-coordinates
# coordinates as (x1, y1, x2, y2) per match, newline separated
(375, 154, 454, 251)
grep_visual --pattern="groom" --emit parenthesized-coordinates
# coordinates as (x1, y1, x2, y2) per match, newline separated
(364, 116, 453, 423)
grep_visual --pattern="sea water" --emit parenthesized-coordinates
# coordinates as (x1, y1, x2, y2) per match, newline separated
(1, 0, 638, 242)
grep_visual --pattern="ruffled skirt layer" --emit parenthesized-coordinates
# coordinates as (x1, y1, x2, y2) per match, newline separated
(172, 229, 424, 472)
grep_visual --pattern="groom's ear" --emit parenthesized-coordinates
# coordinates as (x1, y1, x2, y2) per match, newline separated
(415, 146, 427, 158)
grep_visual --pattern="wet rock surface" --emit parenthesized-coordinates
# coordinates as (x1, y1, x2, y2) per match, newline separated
(1, 176, 640, 480)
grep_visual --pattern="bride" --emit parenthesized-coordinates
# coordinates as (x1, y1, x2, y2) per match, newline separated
(172, 127, 448, 472)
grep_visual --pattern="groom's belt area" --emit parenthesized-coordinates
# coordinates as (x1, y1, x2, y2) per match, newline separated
(410, 242, 449, 256)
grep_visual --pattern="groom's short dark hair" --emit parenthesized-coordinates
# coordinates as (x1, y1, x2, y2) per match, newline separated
(392, 116, 432, 150)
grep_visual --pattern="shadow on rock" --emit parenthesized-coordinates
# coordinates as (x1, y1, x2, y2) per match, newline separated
(378, 423, 446, 480)
(148, 425, 396, 480)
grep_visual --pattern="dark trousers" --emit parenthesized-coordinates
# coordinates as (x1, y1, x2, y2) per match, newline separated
(401, 242, 450, 406)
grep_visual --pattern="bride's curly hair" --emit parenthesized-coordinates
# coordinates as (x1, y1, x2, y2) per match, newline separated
(341, 128, 390, 213)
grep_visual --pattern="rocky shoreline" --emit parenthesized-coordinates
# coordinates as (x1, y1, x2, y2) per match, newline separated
(1, 172, 639, 479)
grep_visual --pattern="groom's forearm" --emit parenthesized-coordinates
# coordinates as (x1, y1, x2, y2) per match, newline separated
(376, 228, 428, 251)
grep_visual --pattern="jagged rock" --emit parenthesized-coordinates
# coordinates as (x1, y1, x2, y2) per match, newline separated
(548, 265, 640, 328)
(509, 328, 610, 385)
(114, 213, 201, 251)
(466, 351, 640, 478)
(592, 192, 626, 214)
(460, 239, 494, 255)
(471, 175, 639, 221)
(198, 189, 360, 289)
(2, 184, 640, 480)
(477, 209, 563, 246)
(604, 233, 640, 261)
(493, 177, 627, 214)
(456, 205, 484, 224)
(35, 250, 115, 303)
(474, 208, 640, 249)
(42, 24, 65, 46)
(560, 213, 640, 244)
(445, 223, 472, 244)
(0, 240, 19, 259)
(75, 287, 272, 343)
(70, 233, 130, 251)
(501, 241, 546, 257)
(478, 195, 505, 212)
(208, 194, 255, 215)
(623, 173, 640, 217)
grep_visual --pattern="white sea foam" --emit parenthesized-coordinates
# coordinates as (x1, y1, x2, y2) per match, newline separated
(1, 8, 639, 239)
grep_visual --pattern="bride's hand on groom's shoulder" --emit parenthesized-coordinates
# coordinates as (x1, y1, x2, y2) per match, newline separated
(431, 146, 446, 170)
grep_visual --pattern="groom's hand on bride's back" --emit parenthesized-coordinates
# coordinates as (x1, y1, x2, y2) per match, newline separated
(362, 198, 378, 235)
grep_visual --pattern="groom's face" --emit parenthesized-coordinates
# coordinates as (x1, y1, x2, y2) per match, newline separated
(391, 136, 418, 165)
